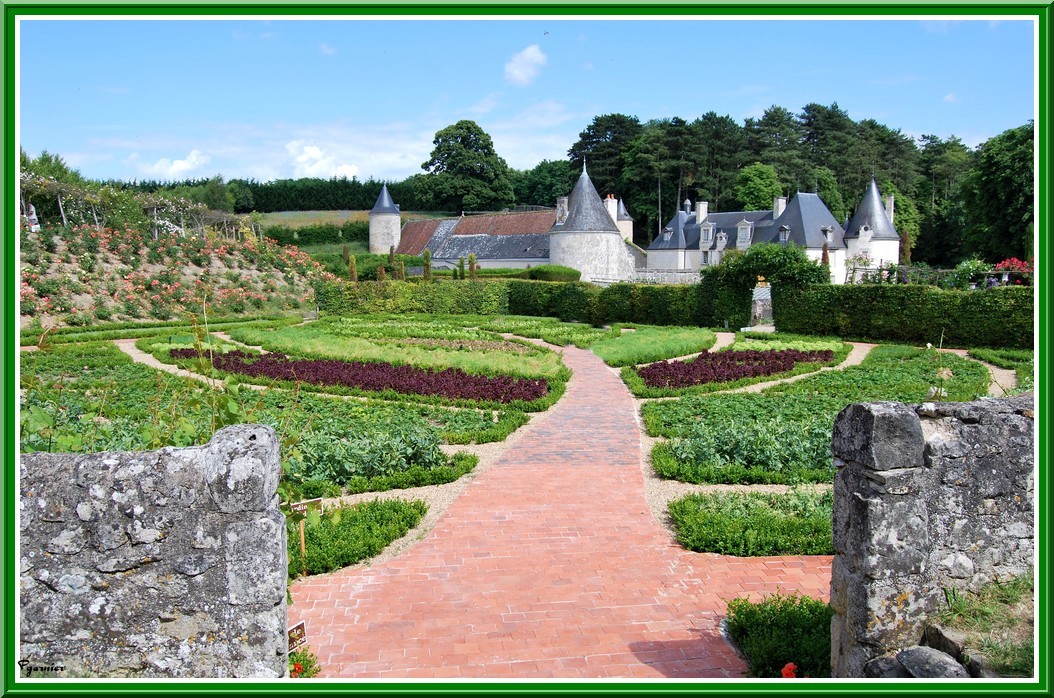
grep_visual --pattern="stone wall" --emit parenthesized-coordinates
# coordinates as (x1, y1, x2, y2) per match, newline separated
(19, 425, 288, 678)
(829, 395, 1034, 678)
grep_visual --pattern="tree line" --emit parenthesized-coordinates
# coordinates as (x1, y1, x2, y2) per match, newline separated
(27, 103, 1033, 266)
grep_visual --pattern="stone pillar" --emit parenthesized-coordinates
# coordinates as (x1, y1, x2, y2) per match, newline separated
(19, 425, 288, 678)
(830, 396, 1034, 678)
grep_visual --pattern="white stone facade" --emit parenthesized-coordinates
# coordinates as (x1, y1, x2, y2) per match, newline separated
(369, 211, 401, 254)
(550, 230, 637, 283)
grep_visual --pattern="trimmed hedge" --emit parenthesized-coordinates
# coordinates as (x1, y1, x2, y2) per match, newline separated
(773, 284, 1033, 349)
(264, 220, 369, 247)
(521, 264, 581, 282)
(315, 278, 509, 316)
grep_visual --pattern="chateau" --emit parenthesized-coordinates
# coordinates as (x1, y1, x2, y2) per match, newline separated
(369, 168, 901, 285)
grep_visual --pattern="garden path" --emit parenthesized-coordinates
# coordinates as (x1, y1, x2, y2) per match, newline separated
(940, 348, 1019, 398)
(287, 344, 831, 679)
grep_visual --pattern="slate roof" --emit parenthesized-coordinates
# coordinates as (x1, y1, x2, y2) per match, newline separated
(754, 193, 846, 249)
(648, 208, 775, 251)
(435, 233, 549, 260)
(617, 199, 632, 221)
(844, 179, 899, 240)
(370, 184, 400, 215)
(555, 167, 620, 233)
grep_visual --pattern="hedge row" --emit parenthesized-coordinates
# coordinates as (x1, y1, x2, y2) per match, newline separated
(264, 220, 369, 247)
(314, 278, 510, 316)
(315, 278, 748, 328)
(773, 285, 1033, 349)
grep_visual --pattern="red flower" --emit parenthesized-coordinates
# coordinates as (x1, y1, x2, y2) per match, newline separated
(781, 662, 798, 678)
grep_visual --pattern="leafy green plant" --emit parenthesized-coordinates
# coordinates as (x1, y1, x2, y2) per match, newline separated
(669, 487, 834, 556)
(289, 648, 321, 678)
(287, 499, 427, 576)
(725, 593, 834, 677)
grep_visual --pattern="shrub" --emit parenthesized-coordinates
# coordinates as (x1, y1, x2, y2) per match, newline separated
(669, 487, 834, 556)
(774, 284, 1033, 349)
(725, 593, 834, 677)
(522, 264, 581, 282)
(264, 220, 369, 247)
(287, 499, 427, 576)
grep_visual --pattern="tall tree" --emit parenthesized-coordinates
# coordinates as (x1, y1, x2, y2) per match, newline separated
(418, 120, 515, 212)
(912, 134, 975, 265)
(622, 121, 674, 244)
(813, 166, 847, 223)
(744, 106, 809, 195)
(515, 159, 575, 207)
(799, 102, 856, 178)
(692, 112, 748, 211)
(735, 162, 782, 210)
(567, 113, 642, 198)
(960, 122, 1034, 262)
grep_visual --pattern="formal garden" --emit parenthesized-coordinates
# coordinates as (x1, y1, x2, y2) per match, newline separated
(16, 218, 1035, 679)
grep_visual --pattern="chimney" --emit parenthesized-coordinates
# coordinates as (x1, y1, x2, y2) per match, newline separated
(773, 196, 787, 217)
(604, 194, 618, 224)
(884, 194, 895, 224)
(556, 196, 569, 224)
(696, 201, 708, 222)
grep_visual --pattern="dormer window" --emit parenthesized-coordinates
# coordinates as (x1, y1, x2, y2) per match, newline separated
(662, 227, 672, 242)
(821, 225, 834, 245)
(701, 224, 713, 243)
(737, 220, 751, 248)
(778, 225, 791, 244)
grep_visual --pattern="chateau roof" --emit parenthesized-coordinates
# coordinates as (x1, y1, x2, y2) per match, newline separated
(843, 179, 900, 240)
(369, 184, 400, 215)
(555, 166, 620, 234)
(754, 192, 845, 249)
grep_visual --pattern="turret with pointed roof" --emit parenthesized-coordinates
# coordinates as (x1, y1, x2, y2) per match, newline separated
(843, 179, 899, 241)
(549, 164, 637, 282)
(370, 184, 401, 215)
(558, 164, 620, 234)
(368, 184, 402, 253)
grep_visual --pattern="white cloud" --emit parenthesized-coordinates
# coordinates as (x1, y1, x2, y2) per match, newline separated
(943, 92, 960, 104)
(504, 44, 547, 86)
(469, 93, 502, 115)
(285, 140, 359, 179)
(137, 149, 210, 178)
(320, 42, 336, 55)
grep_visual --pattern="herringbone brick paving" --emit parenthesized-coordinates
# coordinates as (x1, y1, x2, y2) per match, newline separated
(288, 344, 832, 679)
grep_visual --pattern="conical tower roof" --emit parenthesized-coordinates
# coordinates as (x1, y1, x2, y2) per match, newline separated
(844, 179, 899, 240)
(370, 184, 400, 215)
(560, 166, 619, 233)
(616, 198, 632, 221)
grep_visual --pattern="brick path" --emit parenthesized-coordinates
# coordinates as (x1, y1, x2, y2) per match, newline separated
(288, 345, 832, 679)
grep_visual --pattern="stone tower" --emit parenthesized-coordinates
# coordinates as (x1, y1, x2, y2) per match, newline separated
(549, 165, 635, 283)
(368, 184, 401, 254)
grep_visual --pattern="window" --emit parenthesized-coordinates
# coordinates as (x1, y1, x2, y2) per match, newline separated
(778, 225, 790, 244)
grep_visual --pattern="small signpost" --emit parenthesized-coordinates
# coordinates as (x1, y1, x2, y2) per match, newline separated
(290, 498, 323, 578)
(288, 621, 307, 653)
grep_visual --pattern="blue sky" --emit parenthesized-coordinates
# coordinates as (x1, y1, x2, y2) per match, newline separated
(17, 15, 1037, 184)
